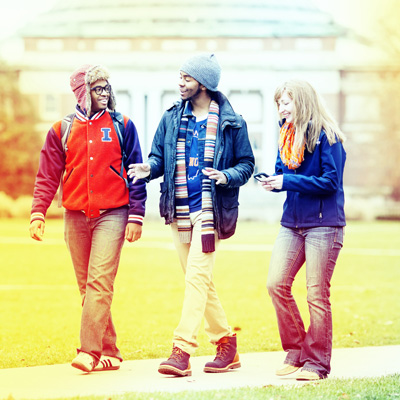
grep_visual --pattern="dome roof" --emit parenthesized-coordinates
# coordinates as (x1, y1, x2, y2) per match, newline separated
(18, 0, 342, 38)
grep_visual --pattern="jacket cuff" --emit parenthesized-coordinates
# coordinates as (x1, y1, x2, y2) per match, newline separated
(128, 214, 144, 225)
(222, 171, 231, 186)
(30, 212, 45, 224)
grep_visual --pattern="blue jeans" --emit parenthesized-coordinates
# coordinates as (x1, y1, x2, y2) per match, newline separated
(267, 226, 344, 378)
(64, 207, 128, 362)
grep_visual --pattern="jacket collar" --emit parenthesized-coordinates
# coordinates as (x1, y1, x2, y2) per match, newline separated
(182, 100, 194, 117)
(75, 105, 106, 122)
(173, 91, 241, 128)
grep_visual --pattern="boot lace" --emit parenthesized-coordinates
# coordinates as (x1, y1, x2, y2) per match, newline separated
(215, 342, 230, 361)
(169, 347, 185, 361)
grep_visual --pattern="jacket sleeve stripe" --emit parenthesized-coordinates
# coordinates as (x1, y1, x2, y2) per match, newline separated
(128, 215, 144, 225)
(30, 212, 45, 223)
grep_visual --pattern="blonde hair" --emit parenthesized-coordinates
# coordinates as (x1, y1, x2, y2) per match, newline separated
(274, 80, 345, 153)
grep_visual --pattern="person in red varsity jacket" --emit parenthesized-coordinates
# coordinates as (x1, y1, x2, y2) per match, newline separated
(29, 65, 146, 373)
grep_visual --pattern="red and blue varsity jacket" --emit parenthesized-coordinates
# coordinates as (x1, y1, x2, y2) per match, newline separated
(31, 109, 146, 224)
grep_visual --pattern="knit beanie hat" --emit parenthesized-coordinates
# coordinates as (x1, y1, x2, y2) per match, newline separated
(180, 53, 221, 92)
(70, 64, 116, 115)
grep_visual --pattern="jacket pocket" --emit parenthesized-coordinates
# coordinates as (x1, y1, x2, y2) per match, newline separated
(218, 189, 239, 238)
(63, 167, 74, 185)
(110, 165, 125, 182)
(159, 181, 168, 218)
(297, 193, 321, 224)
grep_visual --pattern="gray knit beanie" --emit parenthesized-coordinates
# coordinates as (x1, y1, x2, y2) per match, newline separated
(180, 53, 221, 92)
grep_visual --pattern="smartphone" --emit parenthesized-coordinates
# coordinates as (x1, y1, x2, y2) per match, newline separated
(254, 172, 270, 182)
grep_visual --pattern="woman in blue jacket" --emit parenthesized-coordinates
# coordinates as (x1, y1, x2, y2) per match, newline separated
(260, 80, 346, 381)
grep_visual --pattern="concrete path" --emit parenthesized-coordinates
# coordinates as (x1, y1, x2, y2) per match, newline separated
(1, 346, 399, 400)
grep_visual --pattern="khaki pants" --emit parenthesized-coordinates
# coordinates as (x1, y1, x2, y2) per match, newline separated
(171, 211, 232, 355)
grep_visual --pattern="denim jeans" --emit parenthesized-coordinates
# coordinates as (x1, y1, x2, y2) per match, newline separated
(64, 207, 128, 362)
(267, 226, 344, 378)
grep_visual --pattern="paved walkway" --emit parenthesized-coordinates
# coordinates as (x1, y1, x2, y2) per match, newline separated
(1, 346, 399, 400)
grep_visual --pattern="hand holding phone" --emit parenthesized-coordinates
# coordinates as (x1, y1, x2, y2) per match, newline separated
(254, 172, 270, 182)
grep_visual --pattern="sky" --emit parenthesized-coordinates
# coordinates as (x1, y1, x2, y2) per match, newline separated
(0, 0, 58, 40)
(314, 0, 392, 35)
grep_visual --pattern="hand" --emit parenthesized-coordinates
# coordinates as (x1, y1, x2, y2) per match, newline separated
(29, 220, 45, 241)
(127, 163, 151, 184)
(202, 167, 227, 185)
(260, 175, 283, 191)
(125, 223, 142, 243)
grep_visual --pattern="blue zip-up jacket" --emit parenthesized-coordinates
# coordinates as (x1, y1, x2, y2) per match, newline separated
(146, 91, 255, 239)
(275, 123, 346, 228)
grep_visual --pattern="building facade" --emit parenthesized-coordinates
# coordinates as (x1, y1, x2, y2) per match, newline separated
(4, 0, 398, 219)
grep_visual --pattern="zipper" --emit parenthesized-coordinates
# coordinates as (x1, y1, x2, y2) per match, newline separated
(319, 200, 323, 220)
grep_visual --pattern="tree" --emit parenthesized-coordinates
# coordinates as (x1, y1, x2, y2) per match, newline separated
(367, 0, 400, 200)
(0, 65, 43, 198)
(344, 0, 400, 200)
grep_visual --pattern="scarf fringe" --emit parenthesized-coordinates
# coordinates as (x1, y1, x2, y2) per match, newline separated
(202, 234, 216, 253)
(178, 230, 192, 244)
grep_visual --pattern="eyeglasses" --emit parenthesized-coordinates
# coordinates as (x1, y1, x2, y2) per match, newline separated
(91, 84, 111, 95)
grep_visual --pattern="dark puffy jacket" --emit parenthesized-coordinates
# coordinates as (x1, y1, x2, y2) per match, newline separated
(147, 92, 255, 239)
(275, 126, 346, 228)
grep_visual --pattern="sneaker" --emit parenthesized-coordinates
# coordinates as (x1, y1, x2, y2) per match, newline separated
(158, 346, 192, 377)
(276, 364, 300, 376)
(203, 334, 241, 373)
(296, 369, 322, 381)
(71, 352, 96, 372)
(94, 355, 121, 371)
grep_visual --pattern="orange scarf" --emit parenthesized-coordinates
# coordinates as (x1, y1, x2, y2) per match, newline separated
(278, 122, 305, 170)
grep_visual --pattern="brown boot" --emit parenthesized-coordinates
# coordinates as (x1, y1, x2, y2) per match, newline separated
(204, 334, 241, 373)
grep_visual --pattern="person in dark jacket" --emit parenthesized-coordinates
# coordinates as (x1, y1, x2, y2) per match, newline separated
(259, 80, 346, 381)
(29, 64, 146, 373)
(128, 53, 254, 377)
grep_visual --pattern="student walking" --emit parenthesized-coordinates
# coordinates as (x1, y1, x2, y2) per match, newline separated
(259, 80, 346, 380)
(128, 54, 254, 377)
(29, 64, 146, 373)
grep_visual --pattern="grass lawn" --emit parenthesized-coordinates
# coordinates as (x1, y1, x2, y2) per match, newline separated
(41, 374, 400, 400)
(0, 218, 399, 370)
(0, 218, 399, 400)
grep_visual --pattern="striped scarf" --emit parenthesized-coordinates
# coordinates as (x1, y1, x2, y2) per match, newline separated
(175, 100, 219, 253)
(279, 122, 305, 170)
